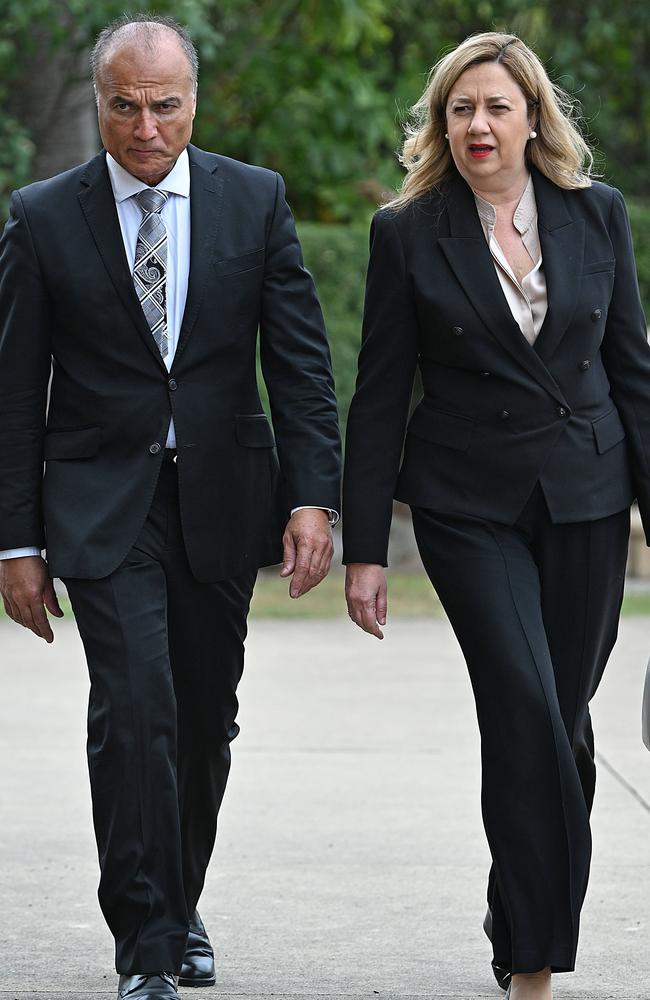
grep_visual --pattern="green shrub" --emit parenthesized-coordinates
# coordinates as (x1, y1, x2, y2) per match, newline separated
(297, 222, 369, 440)
(628, 201, 650, 317)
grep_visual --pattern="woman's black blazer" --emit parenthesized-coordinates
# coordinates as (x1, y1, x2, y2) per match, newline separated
(343, 167, 650, 566)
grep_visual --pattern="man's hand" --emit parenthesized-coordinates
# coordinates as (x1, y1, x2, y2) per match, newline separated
(345, 563, 387, 640)
(0, 555, 63, 643)
(280, 509, 334, 598)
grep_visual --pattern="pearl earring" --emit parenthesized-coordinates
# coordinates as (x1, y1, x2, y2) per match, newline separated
(444, 133, 449, 139)
(529, 130, 537, 139)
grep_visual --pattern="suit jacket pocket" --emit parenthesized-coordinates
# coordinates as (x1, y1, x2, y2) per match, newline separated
(407, 407, 474, 451)
(582, 258, 615, 275)
(44, 426, 100, 460)
(235, 413, 276, 448)
(592, 408, 626, 454)
(215, 248, 264, 277)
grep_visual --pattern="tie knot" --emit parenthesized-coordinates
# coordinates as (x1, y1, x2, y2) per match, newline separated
(135, 188, 168, 215)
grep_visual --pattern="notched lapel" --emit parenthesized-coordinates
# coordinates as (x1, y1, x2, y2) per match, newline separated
(77, 153, 167, 372)
(533, 220, 585, 363)
(173, 154, 224, 364)
(438, 178, 566, 404)
(531, 169, 585, 363)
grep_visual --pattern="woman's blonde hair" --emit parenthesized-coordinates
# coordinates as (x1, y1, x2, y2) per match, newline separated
(386, 31, 594, 210)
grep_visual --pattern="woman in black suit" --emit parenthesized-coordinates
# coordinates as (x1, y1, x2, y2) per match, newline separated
(343, 31, 650, 1000)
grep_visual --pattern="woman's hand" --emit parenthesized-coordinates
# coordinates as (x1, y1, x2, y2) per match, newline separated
(345, 562, 387, 639)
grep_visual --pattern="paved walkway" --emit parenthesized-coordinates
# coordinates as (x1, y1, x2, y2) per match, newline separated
(1, 611, 649, 999)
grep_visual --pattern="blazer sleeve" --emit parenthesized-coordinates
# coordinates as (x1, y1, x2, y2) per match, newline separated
(342, 210, 420, 566)
(0, 190, 52, 551)
(259, 173, 341, 514)
(600, 188, 650, 542)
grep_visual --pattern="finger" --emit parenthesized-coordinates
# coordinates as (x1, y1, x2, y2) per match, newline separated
(360, 601, 384, 640)
(3, 595, 22, 626)
(43, 579, 64, 618)
(27, 601, 54, 642)
(376, 580, 388, 626)
(7, 596, 27, 629)
(290, 549, 315, 598)
(280, 531, 297, 578)
(347, 596, 384, 640)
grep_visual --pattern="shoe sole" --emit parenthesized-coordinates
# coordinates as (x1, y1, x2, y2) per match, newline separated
(177, 978, 216, 988)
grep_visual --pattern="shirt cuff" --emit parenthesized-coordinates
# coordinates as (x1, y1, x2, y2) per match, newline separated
(290, 506, 340, 526)
(0, 547, 42, 560)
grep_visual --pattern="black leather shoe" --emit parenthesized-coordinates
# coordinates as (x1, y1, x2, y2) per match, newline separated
(118, 972, 178, 999)
(178, 910, 216, 987)
(483, 906, 511, 992)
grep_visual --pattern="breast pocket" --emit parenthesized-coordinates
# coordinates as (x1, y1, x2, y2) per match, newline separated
(214, 248, 265, 277)
(582, 259, 615, 275)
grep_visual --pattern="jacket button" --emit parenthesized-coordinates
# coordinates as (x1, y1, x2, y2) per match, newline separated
(591, 308, 602, 321)
(580, 359, 591, 371)
(499, 410, 510, 421)
(149, 442, 161, 455)
(480, 370, 491, 378)
(557, 406, 568, 417)
(168, 378, 178, 391)
(452, 326, 464, 337)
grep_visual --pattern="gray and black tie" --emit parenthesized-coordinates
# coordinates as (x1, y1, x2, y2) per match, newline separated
(133, 188, 169, 359)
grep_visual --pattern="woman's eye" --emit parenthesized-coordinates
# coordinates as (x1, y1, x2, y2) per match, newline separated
(452, 105, 471, 114)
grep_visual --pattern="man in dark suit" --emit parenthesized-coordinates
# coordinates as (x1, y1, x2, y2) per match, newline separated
(0, 15, 340, 1000)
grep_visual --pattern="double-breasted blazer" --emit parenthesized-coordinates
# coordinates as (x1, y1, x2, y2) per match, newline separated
(343, 167, 650, 565)
(0, 145, 341, 581)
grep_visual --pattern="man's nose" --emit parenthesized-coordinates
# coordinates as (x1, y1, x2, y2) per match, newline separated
(133, 109, 158, 140)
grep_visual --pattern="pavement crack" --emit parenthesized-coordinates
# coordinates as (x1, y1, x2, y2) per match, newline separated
(595, 749, 650, 814)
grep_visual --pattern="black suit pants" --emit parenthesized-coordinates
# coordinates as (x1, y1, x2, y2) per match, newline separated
(64, 459, 256, 973)
(411, 485, 629, 975)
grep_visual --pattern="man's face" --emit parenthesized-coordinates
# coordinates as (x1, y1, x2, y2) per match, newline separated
(96, 33, 197, 185)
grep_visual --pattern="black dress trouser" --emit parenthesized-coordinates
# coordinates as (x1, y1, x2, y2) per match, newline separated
(64, 458, 256, 974)
(411, 484, 629, 975)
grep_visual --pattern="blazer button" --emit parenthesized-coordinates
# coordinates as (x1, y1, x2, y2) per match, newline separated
(580, 359, 591, 371)
(591, 308, 602, 321)
(480, 371, 491, 378)
(149, 442, 162, 455)
(499, 410, 510, 421)
(557, 406, 568, 417)
(168, 378, 178, 391)
(452, 326, 464, 337)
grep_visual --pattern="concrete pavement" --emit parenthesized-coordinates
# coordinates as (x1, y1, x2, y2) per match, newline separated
(1, 609, 649, 999)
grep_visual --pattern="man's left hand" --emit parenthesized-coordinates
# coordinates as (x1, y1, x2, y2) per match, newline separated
(280, 509, 334, 598)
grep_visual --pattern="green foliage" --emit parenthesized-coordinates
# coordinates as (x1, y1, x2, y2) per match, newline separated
(629, 200, 650, 321)
(298, 222, 369, 437)
(2, 0, 649, 219)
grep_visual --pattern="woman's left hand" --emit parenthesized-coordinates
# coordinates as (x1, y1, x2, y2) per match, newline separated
(345, 562, 387, 639)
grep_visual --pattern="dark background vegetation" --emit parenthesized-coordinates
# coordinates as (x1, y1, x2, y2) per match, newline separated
(2, 0, 649, 431)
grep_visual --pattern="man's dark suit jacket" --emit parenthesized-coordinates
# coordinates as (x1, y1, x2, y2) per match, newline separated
(0, 144, 341, 581)
(343, 167, 650, 565)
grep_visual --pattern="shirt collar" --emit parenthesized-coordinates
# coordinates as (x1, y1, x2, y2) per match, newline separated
(473, 173, 536, 236)
(105, 148, 191, 204)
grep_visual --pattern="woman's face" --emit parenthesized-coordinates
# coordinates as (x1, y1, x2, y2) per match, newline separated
(445, 61, 535, 193)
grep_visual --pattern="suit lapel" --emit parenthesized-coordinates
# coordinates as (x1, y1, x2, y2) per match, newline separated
(172, 145, 225, 365)
(531, 169, 585, 363)
(77, 152, 167, 372)
(438, 175, 566, 404)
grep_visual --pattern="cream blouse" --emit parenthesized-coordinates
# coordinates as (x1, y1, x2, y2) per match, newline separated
(473, 174, 548, 345)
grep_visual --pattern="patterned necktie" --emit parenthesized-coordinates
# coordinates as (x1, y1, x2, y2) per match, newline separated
(133, 188, 169, 358)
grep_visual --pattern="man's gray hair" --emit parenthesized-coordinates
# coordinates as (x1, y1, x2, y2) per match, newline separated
(91, 13, 199, 90)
